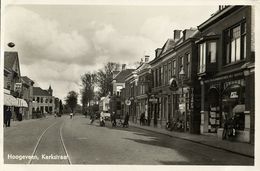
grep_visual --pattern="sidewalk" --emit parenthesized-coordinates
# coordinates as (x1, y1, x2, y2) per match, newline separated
(129, 122, 254, 158)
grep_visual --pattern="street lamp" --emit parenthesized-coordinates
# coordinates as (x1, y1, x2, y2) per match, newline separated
(179, 67, 187, 132)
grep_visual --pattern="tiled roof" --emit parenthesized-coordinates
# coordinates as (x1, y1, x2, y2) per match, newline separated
(4, 51, 19, 70)
(21, 76, 34, 85)
(113, 69, 135, 83)
(33, 87, 51, 96)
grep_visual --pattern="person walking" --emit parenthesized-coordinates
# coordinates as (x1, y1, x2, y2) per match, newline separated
(6, 107, 12, 127)
(70, 112, 73, 119)
(123, 112, 129, 128)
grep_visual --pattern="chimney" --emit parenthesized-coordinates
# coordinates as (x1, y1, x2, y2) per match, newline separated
(140, 58, 144, 65)
(182, 28, 197, 40)
(122, 64, 126, 70)
(144, 55, 149, 63)
(173, 30, 181, 40)
(155, 48, 162, 58)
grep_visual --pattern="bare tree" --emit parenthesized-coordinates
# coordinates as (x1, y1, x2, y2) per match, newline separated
(81, 72, 96, 114)
(96, 62, 120, 97)
(65, 91, 78, 113)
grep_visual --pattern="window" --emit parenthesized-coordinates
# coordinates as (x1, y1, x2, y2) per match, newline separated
(172, 60, 176, 76)
(168, 62, 171, 80)
(37, 97, 40, 103)
(199, 43, 206, 73)
(186, 53, 191, 78)
(50, 98, 52, 103)
(164, 65, 167, 85)
(160, 67, 163, 86)
(208, 42, 217, 63)
(225, 22, 246, 64)
(180, 56, 184, 71)
(45, 98, 48, 103)
(41, 97, 43, 103)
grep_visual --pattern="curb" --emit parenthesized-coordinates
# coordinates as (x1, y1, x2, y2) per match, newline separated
(130, 124, 254, 158)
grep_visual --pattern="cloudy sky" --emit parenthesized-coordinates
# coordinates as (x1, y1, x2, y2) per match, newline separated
(3, 2, 218, 101)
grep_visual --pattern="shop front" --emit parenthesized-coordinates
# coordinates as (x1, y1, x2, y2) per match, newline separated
(201, 72, 250, 142)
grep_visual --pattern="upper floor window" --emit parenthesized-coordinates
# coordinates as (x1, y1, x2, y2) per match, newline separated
(180, 56, 184, 71)
(225, 22, 246, 64)
(160, 67, 163, 86)
(199, 43, 206, 73)
(168, 61, 171, 80)
(208, 42, 217, 63)
(164, 65, 167, 85)
(172, 60, 176, 76)
(186, 53, 191, 78)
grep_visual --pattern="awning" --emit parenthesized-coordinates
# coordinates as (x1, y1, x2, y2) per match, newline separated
(233, 104, 245, 114)
(4, 93, 18, 106)
(4, 93, 28, 107)
(17, 98, 28, 108)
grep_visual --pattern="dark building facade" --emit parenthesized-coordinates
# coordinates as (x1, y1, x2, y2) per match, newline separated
(149, 29, 201, 133)
(197, 6, 255, 143)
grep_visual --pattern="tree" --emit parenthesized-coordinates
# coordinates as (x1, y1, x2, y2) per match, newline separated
(65, 91, 78, 113)
(80, 72, 97, 114)
(96, 62, 120, 97)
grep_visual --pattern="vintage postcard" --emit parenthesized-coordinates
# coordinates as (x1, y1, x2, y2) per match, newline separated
(1, 0, 258, 171)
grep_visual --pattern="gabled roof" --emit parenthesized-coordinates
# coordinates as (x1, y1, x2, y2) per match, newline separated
(21, 76, 35, 85)
(33, 87, 51, 96)
(113, 69, 135, 83)
(161, 39, 176, 54)
(4, 51, 20, 74)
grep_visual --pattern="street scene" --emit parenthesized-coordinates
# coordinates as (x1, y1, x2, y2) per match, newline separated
(4, 114, 254, 165)
(2, 2, 256, 169)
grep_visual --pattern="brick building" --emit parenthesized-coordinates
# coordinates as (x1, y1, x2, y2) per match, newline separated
(197, 6, 254, 143)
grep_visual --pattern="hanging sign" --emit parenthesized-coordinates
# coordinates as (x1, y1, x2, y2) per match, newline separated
(230, 91, 238, 99)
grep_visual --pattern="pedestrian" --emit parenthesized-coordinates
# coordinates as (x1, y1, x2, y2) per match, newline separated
(140, 112, 145, 126)
(111, 112, 117, 127)
(6, 107, 12, 127)
(70, 112, 73, 119)
(90, 112, 95, 124)
(123, 112, 129, 128)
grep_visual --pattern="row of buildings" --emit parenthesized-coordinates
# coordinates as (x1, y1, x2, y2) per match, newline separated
(110, 6, 255, 143)
(3, 51, 61, 121)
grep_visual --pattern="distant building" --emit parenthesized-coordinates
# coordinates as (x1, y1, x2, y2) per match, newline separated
(111, 65, 134, 118)
(32, 86, 55, 117)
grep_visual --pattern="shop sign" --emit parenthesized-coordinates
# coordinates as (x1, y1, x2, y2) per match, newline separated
(125, 100, 131, 106)
(179, 103, 185, 110)
(230, 91, 238, 99)
(14, 83, 22, 93)
(169, 78, 178, 91)
(149, 98, 158, 103)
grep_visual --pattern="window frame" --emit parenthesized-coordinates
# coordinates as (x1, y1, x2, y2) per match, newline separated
(224, 21, 246, 65)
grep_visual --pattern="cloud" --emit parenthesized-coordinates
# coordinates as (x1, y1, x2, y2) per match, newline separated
(5, 6, 94, 66)
(4, 6, 191, 100)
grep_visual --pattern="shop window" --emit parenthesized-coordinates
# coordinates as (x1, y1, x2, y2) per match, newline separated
(224, 22, 246, 65)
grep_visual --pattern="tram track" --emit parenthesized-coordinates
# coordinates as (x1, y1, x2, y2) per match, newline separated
(28, 119, 71, 164)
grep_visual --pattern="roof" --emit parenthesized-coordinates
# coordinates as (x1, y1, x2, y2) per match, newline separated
(198, 6, 239, 31)
(113, 69, 135, 83)
(21, 76, 34, 85)
(161, 39, 176, 54)
(33, 87, 52, 96)
(4, 51, 20, 71)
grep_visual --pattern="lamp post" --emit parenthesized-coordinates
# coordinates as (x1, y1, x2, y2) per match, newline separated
(179, 67, 186, 132)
